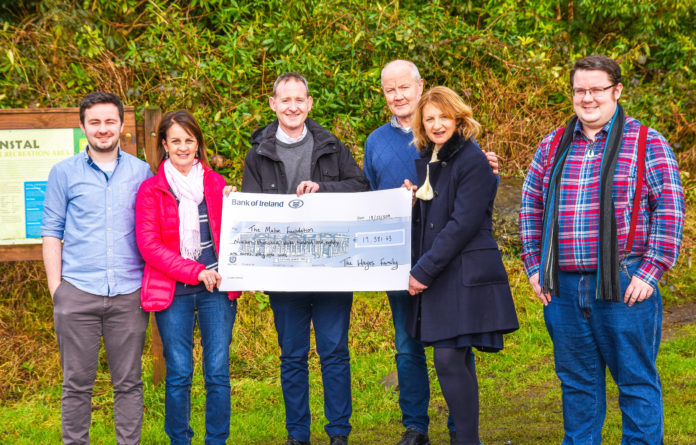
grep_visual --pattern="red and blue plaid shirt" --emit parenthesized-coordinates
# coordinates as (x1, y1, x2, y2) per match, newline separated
(520, 116, 685, 289)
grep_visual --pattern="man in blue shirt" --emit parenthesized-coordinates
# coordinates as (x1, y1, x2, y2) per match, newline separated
(41, 92, 152, 445)
(364, 60, 498, 445)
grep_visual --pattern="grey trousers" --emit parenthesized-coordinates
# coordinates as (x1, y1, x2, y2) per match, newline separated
(53, 280, 149, 445)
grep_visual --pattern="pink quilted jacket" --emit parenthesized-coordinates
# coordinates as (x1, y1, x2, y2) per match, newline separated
(135, 162, 240, 311)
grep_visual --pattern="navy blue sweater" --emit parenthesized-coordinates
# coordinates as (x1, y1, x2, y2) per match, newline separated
(363, 122, 418, 190)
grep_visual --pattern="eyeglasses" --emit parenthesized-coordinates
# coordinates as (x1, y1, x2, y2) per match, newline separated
(572, 84, 616, 98)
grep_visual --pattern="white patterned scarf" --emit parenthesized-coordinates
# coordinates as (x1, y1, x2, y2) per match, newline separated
(164, 159, 205, 259)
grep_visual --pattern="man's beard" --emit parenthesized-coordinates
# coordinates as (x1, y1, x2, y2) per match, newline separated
(89, 140, 119, 153)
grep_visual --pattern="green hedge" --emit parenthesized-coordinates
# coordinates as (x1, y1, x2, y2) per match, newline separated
(2, 0, 695, 182)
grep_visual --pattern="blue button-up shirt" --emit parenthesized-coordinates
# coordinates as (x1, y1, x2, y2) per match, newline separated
(41, 147, 153, 296)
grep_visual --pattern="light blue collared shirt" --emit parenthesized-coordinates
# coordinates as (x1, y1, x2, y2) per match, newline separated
(41, 147, 153, 296)
(390, 115, 412, 133)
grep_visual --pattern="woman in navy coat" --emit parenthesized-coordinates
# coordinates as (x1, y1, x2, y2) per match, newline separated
(403, 86, 518, 445)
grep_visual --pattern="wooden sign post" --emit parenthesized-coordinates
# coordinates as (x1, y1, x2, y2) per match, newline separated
(142, 106, 166, 386)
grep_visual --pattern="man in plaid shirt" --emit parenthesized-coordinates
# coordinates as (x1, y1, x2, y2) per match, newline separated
(519, 55, 684, 443)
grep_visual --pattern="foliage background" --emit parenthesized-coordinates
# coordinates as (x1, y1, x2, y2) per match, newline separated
(1, 0, 695, 179)
(1, 1, 696, 443)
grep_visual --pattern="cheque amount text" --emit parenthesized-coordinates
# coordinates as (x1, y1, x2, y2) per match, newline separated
(354, 229, 405, 248)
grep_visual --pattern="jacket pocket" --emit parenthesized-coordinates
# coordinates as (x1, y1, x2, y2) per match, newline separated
(460, 248, 509, 286)
(261, 180, 280, 193)
(52, 280, 67, 306)
(318, 158, 340, 181)
(140, 265, 174, 312)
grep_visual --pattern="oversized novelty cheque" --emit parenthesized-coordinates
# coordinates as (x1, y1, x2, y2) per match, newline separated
(218, 188, 412, 292)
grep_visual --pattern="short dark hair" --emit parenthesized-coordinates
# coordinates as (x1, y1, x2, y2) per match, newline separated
(272, 72, 309, 97)
(570, 55, 622, 87)
(79, 91, 124, 125)
(156, 110, 209, 167)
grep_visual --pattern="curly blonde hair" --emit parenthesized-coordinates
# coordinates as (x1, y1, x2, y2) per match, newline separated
(412, 86, 480, 150)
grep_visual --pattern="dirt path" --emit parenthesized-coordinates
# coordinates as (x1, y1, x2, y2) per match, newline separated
(662, 301, 696, 340)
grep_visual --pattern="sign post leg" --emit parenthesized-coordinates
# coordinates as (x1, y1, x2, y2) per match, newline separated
(151, 313, 166, 385)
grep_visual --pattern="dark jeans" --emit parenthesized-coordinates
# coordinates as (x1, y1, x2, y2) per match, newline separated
(53, 280, 148, 445)
(545, 259, 664, 444)
(155, 291, 237, 445)
(387, 290, 430, 434)
(269, 291, 353, 442)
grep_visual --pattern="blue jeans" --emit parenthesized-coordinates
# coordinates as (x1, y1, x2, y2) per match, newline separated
(545, 259, 663, 445)
(155, 291, 237, 445)
(388, 290, 431, 434)
(269, 292, 353, 442)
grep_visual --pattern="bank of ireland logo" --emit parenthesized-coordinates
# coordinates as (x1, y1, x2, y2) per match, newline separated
(288, 199, 304, 209)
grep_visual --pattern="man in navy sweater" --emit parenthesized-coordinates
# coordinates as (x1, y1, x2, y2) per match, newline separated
(364, 60, 498, 445)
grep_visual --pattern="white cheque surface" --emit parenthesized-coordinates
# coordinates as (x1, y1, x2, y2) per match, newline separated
(218, 188, 411, 292)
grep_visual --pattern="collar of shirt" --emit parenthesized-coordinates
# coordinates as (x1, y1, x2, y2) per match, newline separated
(574, 118, 612, 141)
(276, 124, 308, 144)
(84, 145, 123, 178)
(390, 115, 412, 134)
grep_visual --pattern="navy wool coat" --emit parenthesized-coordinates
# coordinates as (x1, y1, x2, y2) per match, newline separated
(407, 133, 519, 344)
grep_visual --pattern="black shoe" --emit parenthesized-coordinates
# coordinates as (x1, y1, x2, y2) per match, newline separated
(286, 435, 311, 445)
(397, 428, 431, 445)
(329, 435, 348, 445)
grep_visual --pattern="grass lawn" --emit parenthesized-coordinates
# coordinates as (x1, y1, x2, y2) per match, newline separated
(1, 258, 695, 444)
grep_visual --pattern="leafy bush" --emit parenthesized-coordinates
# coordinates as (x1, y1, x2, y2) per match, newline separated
(1, 0, 695, 183)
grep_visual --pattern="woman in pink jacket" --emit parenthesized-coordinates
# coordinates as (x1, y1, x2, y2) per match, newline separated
(135, 110, 240, 444)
